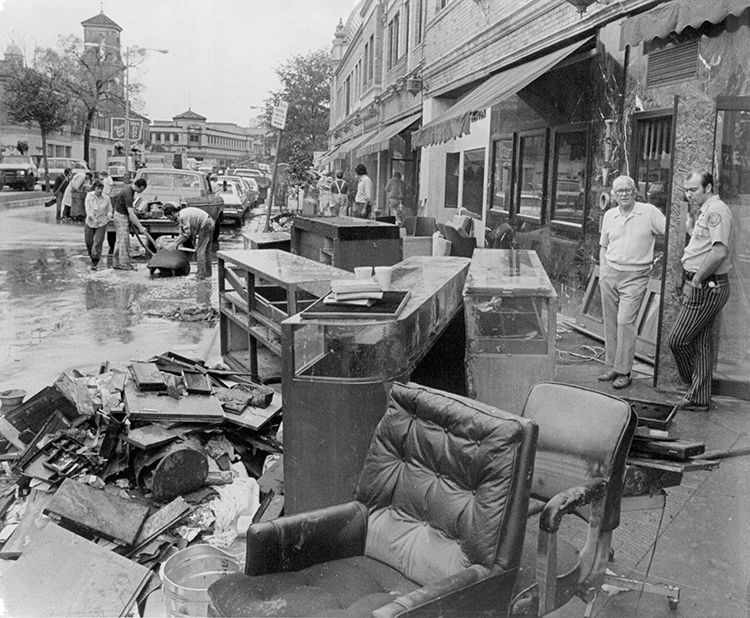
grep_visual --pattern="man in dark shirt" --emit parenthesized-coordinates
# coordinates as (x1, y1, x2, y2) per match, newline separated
(112, 178, 148, 270)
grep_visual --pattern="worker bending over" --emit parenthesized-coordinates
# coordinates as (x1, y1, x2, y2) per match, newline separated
(164, 205, 215, 279)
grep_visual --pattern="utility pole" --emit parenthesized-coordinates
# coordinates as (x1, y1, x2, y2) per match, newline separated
(264, 101, 288, 233)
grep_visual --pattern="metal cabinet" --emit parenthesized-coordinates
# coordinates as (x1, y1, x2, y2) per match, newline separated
(463, 249, 557, 415)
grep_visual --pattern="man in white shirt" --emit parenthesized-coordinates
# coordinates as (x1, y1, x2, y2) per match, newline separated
(352, 163, 373, 218)
(598, 175, 666, 389)
(100, 170, 114, 196)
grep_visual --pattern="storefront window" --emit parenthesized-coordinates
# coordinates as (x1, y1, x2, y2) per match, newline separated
(713, 107, 750, 390)
(490, 138, 513, 214)
(444, 152, 460, 209)
(517, 132, 546, 221)
(462, 148, 485, 216)
(551, 129, 587, 226)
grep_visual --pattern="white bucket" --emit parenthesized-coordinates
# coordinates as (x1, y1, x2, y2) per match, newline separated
(162, 544, 240, 617)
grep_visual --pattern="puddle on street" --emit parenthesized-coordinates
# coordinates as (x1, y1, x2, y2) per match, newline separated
(0, 205, 253, 394)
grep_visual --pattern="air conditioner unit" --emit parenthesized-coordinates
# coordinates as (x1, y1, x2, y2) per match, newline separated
(405, 78, 423, 94)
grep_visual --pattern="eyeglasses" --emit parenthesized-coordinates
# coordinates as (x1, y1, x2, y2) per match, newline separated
(613, 189, 634, 195)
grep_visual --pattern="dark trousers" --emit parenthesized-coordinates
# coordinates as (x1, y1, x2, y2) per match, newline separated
(668, 281, 730, 405)
(84, 224, 107, 265)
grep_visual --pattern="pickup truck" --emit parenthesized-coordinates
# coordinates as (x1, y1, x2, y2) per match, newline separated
(110, 168, 224, 244)
(0, 155, 38, 191)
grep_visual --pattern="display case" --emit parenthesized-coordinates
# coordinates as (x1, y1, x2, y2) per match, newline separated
(281, 256, 471, 514)
(218, 249, 351, 380)
(463, 249, 557, 415)
(291, 216, 402, 271)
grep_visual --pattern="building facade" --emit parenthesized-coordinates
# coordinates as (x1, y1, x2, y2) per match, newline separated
(149, 111, 266, 170)
(330, 0, 750, 399)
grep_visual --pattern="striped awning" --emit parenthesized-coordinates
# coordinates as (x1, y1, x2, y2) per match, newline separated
(620, 0, 750, 48)
(412, 38, 589, 148)
(357, 113, 421, 157)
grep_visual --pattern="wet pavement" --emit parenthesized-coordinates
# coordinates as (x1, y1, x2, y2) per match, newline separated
(0, 198, 748, 617)
(0, 198, 248, 396)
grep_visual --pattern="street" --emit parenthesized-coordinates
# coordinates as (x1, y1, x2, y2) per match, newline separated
(0, 194, 248, 396)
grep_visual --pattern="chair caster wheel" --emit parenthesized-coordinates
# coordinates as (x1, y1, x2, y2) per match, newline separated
(668, 597, 679, 610)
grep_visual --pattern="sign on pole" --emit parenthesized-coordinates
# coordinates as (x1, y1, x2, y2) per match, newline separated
(270, 101, 288, 130)
(111, 118, 143, 141)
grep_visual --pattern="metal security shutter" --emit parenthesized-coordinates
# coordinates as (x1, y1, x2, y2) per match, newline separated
(646, 39, 699, 88)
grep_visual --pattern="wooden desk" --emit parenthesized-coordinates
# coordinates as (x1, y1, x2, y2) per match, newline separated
(217, 249, 351, 379)
(291, 216, 402, 271)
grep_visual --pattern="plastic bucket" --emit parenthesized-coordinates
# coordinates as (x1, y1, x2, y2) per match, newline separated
(162, 544, 240, 617)
(0, 389, 26, 412)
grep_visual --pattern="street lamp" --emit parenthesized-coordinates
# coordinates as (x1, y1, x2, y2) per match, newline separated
(84, 42, 168, 180)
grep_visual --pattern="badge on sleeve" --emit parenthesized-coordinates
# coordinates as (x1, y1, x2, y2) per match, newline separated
(708, 212, 722, 227)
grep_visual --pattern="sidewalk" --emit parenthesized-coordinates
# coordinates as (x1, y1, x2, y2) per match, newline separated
(553, 323, 750, 617)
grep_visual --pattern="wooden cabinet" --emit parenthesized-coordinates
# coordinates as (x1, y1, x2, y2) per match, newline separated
(290, 216, 402, 271)
(218, 249, 350, 379)
(463, 249, 557, 415)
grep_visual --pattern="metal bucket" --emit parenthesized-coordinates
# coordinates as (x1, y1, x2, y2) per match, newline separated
(162, 544, 240, 617)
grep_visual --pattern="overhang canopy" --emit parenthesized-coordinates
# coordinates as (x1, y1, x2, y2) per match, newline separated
(357, 113, 421, 157)
(318, 145, 341, 167)
(412, 38, 589, 149)
(620, 0, 750, 49)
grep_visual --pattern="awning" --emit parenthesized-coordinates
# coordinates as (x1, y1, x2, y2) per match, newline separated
(317, 145, 341, 167)
(412, 38, 589, 149)
(621, 0, 750, 49)
(357, 113, 421, 157)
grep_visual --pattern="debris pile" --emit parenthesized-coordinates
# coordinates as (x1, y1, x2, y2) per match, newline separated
(0, 351, 284, 616)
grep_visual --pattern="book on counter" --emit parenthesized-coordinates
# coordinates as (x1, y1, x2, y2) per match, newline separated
(328, 278, 383, 305)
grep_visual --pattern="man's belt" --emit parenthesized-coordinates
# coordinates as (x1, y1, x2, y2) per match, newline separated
(684, 271, 728, 284)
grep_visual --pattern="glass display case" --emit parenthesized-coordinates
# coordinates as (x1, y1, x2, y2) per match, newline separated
(280, 256, 471, 513)
(463, 249, 557, 415)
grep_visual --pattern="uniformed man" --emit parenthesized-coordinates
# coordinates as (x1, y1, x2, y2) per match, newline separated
(668, 170, 734, 411)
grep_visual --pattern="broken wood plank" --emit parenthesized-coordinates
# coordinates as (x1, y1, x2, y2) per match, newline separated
(123, 424, 180, 450)
(130, 363, 167, 392)
(0, 490, 54, 559)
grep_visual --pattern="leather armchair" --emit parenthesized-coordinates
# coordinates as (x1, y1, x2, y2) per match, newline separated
(510, 382, 637, 616)
(208, 382, 538, 617)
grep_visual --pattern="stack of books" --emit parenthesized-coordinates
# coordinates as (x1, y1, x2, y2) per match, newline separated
(325, 279, 383, 306)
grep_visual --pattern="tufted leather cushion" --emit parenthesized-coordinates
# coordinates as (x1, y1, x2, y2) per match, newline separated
(208, 555, 419, 617)
(356, 382, 531, 586)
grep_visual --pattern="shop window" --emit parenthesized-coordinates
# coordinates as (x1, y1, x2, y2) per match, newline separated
(646, 39, 699, 89)
(516, 132, 547, 221)
(634, 112, 672, 213)
(444, 152, 460, 209)
(490, 137, 513, 215)
(550, 128, 588, 227)
(462, 148, 485, 216)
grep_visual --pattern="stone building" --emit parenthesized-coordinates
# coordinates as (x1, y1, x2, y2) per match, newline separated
(328, 0, 750, 399)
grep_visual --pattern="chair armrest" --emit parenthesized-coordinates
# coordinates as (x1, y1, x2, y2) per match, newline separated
(244, 501, 367, 576)
(539, 479, 607, 533)
(373, 566, 517, 618)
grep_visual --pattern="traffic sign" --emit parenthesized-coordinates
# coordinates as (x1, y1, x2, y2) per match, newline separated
(271, 101, 288, 130)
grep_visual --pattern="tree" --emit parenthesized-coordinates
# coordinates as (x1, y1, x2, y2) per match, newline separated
(264, 48, 332, 184)
(1, 48, 72, 190)
(56, 35, 145, 169)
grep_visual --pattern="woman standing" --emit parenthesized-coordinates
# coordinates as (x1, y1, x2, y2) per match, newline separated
(84, 180, 113, 271)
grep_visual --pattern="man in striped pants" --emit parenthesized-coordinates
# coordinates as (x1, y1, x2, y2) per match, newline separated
(668, 171, 734, 411)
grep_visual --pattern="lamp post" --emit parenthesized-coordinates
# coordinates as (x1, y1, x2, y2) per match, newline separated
(84, 42, 168, 180)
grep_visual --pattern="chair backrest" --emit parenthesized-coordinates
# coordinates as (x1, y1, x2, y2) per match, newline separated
(402, 216, 417, 236)
(442, 223, 477, 258)
(355, 382, 538, 586)
(414, 216, 438, 237)
(520, 382, 636, 532)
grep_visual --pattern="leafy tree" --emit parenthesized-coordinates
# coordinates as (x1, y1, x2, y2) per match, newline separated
(1, 48, 72, 189)
(264, 48, 332, 185)
(56, 35, 145, 170)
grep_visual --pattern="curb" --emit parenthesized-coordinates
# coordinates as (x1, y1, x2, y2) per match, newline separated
(0, 196, 50, 210)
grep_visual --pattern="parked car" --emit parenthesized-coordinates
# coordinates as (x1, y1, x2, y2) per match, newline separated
(228, 167, 270, 201)
(36, 158, 89, 189)
(216, 175, 259, 207)
(130, 168, 224, 241)
(212, 177, 252, 225)
(0, 155, 38, 191)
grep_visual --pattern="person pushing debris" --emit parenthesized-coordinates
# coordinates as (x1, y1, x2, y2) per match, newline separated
(163, 205, 215, 279)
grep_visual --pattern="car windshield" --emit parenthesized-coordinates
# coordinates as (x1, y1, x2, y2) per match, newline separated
(139, 172, 198, 189)
(214, 181, 240, 195)
(1, 156, 28, 164)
